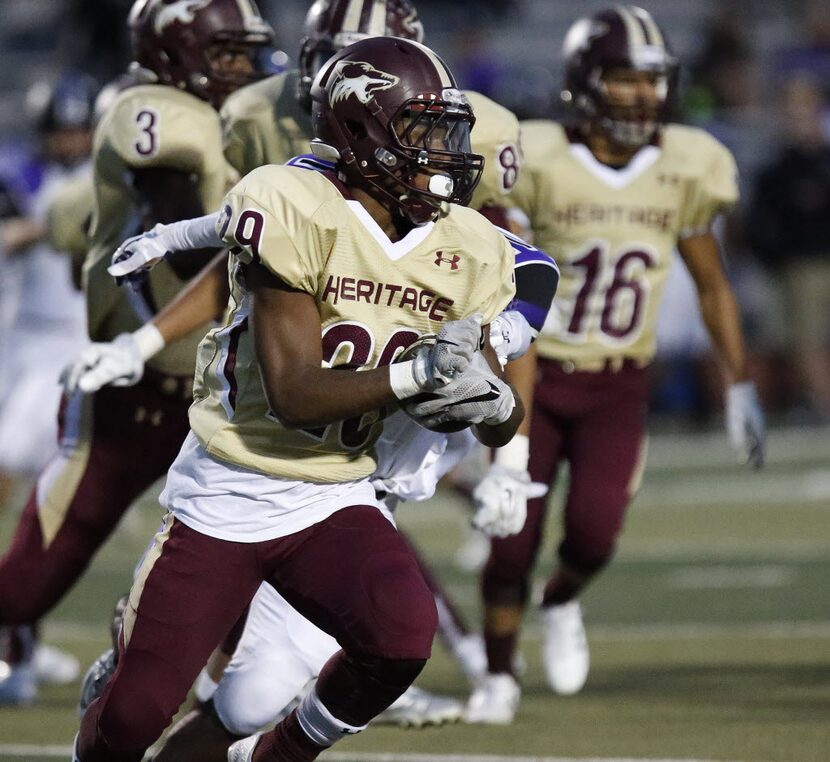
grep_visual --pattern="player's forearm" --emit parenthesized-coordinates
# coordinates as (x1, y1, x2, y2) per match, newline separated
(504, 344, 537, 438)
(153, 252, 229, 344)
(0, 218, 45, 253)
(259, 364, 400, 429)
(153, 213, 224, 252)
(474, 389, 525, 447)
(697, 284, 749, 383)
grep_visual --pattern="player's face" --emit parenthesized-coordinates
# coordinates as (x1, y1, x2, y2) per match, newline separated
(208, 44, 258, 79)
(394, 110, 471, 196)
(600, 68, 665, 126)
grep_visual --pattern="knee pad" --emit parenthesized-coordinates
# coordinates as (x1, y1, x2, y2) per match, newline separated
(316, 651, 427, 728)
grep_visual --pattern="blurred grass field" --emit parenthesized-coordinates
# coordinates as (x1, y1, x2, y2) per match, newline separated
(0, 426, 828, 761)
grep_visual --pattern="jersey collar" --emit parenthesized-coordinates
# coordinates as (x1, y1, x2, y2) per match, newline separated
(344, 200, 435, 261)
(568, 142, 661, 189)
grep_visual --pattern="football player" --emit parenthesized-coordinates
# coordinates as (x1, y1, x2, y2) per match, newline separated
(0, 0, 273, 705)
(218, 0, 528, 687)
(69, 155, 557, 757)
(74, 36, 523, 762)
(466, 5, 767, 724)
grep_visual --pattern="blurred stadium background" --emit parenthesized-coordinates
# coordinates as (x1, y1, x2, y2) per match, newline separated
(1, 0, 829, 760)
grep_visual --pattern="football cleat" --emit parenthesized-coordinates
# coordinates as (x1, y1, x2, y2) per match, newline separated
(372, 685, 463, 728)
(33, 643, 80, 686)
(541, 601, 590, 695)
(72, 732, 81, 762)
(227, 733, 262, 762)
(463, 673, 520, 725)
(0, 660, 37, 705)
(78, 648, 117, 717)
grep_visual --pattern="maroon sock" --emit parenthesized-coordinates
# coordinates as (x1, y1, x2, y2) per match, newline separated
(4, 625, 36, 666)
(485, 631, 518, 675)
(252, 710, 325, 762)
(541, 569, 588, 607)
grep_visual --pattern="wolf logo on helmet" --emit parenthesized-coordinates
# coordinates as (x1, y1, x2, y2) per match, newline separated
(311, 37, 484, 225)
(153, 0, 211, 33)
(329, 61, 399, 106)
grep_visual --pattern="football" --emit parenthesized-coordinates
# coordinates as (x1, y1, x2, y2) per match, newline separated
(396, 335, 472, 434)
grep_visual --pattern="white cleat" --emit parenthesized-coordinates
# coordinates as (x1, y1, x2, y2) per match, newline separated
(33, 643, 81, 686)
(463, 673, 520, 725)
(227, 733, 262, 762)
(71, 732, 80, 761)
(373, 685, 462, 728)
(541, 601, 590, 695)
(0, 660, 36, 705)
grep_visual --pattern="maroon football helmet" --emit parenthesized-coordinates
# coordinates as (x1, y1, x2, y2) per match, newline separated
(128, 0, 274, 108)
(298, 0, 424, 108)
(561, 5, 677, 147)
(310, 37, 484, 225)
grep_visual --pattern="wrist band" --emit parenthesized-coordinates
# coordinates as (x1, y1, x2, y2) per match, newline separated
(133, 322, 166, 360)
(389, 361, 421, 400)
(494, 432, 529, 470)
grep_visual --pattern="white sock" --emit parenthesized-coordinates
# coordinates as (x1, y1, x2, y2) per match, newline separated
(193, 669, 219, 703)
(295, 687, 366, 747)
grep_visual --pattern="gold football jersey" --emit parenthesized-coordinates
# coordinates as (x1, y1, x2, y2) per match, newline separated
(513, 121, 738, 366)
(220, 74, 521, 211)
(464, 91, 522, 211)
(189, 165, 516, 482)
(84, 84, 238, 375)
(46, 169, 94, 277)
(220, 70, 312, 176)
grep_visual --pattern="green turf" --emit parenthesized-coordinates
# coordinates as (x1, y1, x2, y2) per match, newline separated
(0, 426, 828, 761)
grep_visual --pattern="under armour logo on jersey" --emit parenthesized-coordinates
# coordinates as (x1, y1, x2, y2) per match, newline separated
(329, 61, 399, 106)
(154, 0, 211, 34)
(434, 251, 460, 270)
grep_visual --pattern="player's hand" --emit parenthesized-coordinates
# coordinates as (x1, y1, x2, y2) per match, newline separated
(489, 310, 534, 365)
(405, 360, 516, 428)
(471, 463, 548, 538)
(726, 381, 765, 469)
(108, 224, 169, 282)
(411, 313, 484, 390)
(61, 333, 145, 394)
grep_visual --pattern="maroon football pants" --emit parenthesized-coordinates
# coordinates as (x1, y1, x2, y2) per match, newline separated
(0, 375, 191, 637)
(78, 506, 437, 761)
(483, 358, 649, 608)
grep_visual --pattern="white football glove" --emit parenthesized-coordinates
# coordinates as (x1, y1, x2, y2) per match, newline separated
(471, 463, 548, 538)
(411, 313, 484, 391)
(108, 224, 170, 282)
(489, 310, 534, 365)
(405, 357, 515, 428)
(61, 327, 163, 394)
(726, 381, 765, 469)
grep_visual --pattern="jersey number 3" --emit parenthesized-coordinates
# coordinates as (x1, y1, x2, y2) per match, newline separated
(134, 109, 159, 157)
